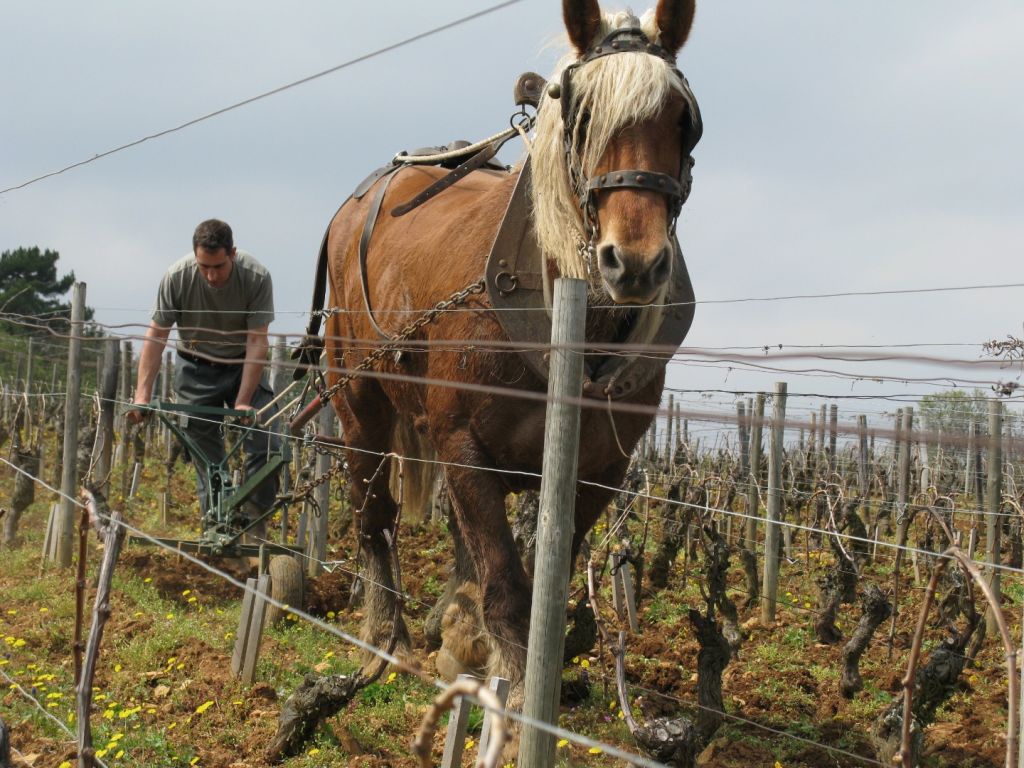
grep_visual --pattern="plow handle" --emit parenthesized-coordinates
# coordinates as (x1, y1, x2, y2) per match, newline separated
(288, 397, 325, 436)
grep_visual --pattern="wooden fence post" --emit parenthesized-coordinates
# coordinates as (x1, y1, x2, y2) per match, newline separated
(159, 348, 171, 449)
(441, 674, 475, 768)
(858, 415, 869, 496)
(478, 676, 512, 760)
(24, 337, 34, 437)
(974, 420, 986, 508)
(809, 410, 817, 469)
(736, 401, 749, 546)
(518, 277, 586, 768)
(308, 405, 335, 577)
(828, 403, 838, 475)
(761, 382, 787, 625)
(665, 393, 675, 464)
(817, 404, 826, 466)
(271, 336, 288, 397)
(56, 282, 86, 567)
(0, 713, 10, 768)
(118, 341, 133, 471)
(743, 394, 765, 555)
(94, 340, 120, 497)
(986, 399, 1003, 635)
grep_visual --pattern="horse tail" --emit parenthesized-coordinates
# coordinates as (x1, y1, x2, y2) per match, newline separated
(390, 416, 437, 524)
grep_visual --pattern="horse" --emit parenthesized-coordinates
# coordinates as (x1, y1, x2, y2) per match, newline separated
(313, 0, 702, 707)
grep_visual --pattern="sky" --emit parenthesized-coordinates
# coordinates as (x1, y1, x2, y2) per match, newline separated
(2, 0, 1023, 439)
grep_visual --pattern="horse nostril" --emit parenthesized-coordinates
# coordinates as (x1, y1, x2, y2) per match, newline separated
(598, 244, 623, 276)
(649, 246, 671, 285)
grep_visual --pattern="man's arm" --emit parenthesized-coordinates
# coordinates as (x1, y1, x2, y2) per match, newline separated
(234, 324, 270, 410)
(127, 322, 172, 423)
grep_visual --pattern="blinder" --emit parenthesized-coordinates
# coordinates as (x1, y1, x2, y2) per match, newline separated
(556, 26, 702, 245)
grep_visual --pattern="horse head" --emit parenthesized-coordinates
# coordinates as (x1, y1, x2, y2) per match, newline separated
(531, 0, 702, 307)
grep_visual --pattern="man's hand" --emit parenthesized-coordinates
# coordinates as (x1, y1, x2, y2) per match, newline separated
(232, 402, 257, 426)
(126, 400, 151, 425)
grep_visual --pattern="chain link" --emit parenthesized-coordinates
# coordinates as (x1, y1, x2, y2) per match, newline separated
(289, 278, 486, 503)
(315, 278, 485, 406)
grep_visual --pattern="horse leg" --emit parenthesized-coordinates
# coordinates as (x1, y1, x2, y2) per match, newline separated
(424, 505, 478, 650)
(572, 464, 628, 564)
(333, 386, 412, 664)
(437, 441, 531, 706)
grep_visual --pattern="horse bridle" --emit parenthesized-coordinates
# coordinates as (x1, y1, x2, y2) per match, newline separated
(555, 27, 703, 251)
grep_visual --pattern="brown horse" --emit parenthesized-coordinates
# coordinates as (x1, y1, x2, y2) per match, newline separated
(320, 0, 701, 705)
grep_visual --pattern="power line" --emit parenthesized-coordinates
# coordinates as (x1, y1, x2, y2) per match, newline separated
(0, 0, 525, 196)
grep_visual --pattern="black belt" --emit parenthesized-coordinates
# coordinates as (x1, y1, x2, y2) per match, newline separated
(177, 351, 246, 370)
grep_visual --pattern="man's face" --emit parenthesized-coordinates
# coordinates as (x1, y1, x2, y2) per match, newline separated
(194, 246, 236, 289)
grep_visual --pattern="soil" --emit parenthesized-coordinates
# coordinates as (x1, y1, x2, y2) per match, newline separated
(0, 478, 1013, 768)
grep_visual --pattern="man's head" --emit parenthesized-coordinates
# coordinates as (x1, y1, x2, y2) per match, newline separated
(192, 219, 236, 289)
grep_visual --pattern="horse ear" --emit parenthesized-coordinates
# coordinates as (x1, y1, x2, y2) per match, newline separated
(654, 0, 696, 55)
(563, 0, 602, 56)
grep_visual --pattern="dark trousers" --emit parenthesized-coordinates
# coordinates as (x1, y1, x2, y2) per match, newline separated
(173, 356, 281, 520)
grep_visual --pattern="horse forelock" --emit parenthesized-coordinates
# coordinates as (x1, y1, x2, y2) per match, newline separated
(530, 9, 688, 345)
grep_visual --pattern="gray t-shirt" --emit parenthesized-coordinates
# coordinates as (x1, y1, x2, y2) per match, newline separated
(151, 249, 274, 360)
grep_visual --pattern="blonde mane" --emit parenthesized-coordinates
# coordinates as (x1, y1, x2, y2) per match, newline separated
(529, 9, 695, 345)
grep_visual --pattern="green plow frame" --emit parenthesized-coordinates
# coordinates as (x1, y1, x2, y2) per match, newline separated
(129, 400, 301, 558)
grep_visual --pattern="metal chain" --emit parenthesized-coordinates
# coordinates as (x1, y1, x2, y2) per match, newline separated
(291, 456, 348, 500)
(316, 278, 486, 406)
(288, 278, 486, 503)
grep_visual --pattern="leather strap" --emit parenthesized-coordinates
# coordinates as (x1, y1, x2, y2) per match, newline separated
(390, 134, 513, 218)
(359, 171, 401, 339)
(585, 170, 685, 200)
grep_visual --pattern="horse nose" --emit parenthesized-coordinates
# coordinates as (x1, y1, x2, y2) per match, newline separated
(597, 243, 672, 303)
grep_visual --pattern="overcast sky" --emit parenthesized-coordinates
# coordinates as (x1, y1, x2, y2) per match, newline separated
(2, 1, 1022, 434)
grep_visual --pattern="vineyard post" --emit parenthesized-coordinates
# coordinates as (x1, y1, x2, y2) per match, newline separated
(744, 394, 765, 556)
(159, 348, 171, 450)
(985, 399, 1003, 635)
(0, 712, 9, 767)
(761, 381, 787, 625)
(24, 337, 34, 437)
(895, 408, 914, 578)
(858, 415, 869, 496)
(817, 404, 826, 466)
(271, 336, 288, 397)
(56, 282, 86, 567)
(809, 410, 817, 471)
(828, 403, 838, 475)
(94, 340, 120, 497)
(974, 419, 985, 509)
(666, 393, 675, 464)
(675, 403, 682, 456)
(309, 404, 334, 577)
(737, 401, 749, 547)
(118, 341, 133, 472)
(518, 277, 586, 768)
(893, 409, 903, 484)
(966, 421, 976, 497)
(737, 401, 749, 476)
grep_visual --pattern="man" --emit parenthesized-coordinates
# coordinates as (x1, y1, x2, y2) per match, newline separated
(129, 219, 280, 535)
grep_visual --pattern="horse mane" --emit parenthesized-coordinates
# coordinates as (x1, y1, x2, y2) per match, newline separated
(529, 9, 696, 347)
